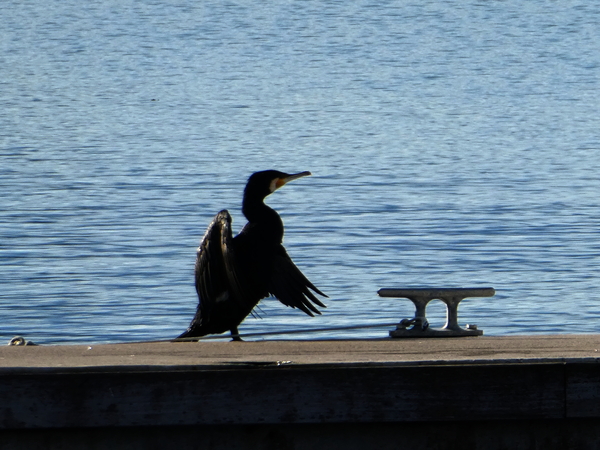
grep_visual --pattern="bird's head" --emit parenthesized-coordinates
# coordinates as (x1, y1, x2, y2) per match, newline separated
(244, 170, 312, 200)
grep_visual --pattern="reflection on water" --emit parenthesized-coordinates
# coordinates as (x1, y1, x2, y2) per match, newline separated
(1, 0, 600, 343)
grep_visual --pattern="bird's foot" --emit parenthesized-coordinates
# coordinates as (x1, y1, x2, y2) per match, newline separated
(230, 328, 243, 341)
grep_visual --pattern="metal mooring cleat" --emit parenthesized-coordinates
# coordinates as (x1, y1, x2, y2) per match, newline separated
(378, 287, 495, 338)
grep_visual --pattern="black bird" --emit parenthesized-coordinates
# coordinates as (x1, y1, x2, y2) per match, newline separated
(178, 170, 327, 341)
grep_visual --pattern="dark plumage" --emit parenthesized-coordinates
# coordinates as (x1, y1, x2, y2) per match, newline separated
(178, 170, 327, 341)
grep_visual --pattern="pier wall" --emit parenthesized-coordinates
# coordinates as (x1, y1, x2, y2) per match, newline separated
(1, 356, 600, 449)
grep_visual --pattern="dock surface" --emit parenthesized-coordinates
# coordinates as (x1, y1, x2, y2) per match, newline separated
(2, 334, 600, 368)
(3, 335, 600, 450)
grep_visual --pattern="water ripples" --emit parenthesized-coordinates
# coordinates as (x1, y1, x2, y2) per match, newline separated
(2, 0, 600, 343)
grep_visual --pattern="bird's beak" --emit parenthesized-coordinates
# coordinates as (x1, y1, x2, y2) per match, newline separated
(275, 171, 311, 189)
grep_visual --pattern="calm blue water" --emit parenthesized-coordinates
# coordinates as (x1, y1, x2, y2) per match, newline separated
(1, 0, 600, 344)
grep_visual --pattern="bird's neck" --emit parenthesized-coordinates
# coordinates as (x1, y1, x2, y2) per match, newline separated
(242, 197, 284, 243)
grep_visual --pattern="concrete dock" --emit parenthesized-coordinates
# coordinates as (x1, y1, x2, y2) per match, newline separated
(2, 335, 600, 449)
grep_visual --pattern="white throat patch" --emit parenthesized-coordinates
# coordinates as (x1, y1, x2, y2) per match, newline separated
(269, 178, 279, 192)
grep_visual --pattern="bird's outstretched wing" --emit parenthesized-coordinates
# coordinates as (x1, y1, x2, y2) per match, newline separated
(181, 210, 246, 337)
(197, 210, 243, 297)
(268, 247, 327, 316)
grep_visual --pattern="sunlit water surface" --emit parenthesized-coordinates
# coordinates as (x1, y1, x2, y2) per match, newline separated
(1, 0, 600, 344)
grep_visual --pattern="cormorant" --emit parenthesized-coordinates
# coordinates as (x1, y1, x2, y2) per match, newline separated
(178, 170, 327, 341)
